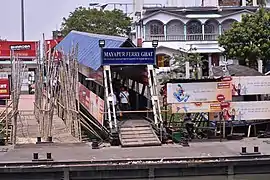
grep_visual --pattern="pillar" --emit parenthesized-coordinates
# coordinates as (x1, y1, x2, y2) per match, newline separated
(164, 24, 167, 41)
(208, 53, 212, 75)
(184, 24, 187, 40)
(218, 24, 222, 35)
(253, 0, 257, 6)
(258, 59, 263, 73)
(202, 24, 205, 40)
(185, 61, 190, 79)
(143, 25, 146, 40)
(242, 0, 246, 6)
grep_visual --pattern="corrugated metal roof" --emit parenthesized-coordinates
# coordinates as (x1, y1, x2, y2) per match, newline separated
(55, 30, 132, 70)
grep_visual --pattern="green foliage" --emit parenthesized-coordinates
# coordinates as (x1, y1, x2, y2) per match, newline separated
(61, 7, 132, 36)
(172, 47, 204, 68)
(158, 46, 205, 83)
(247, 0, 267, 6)
(218, 8, 270, 66)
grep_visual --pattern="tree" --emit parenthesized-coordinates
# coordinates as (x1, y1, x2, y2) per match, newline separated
(61, 7, 132, 36)
(247, 0, 269, 6)
(218, 8, 270, 67)
(159, 46, 205, 83)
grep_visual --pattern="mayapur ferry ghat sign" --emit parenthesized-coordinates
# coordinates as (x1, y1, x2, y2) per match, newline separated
(102, 48, 156, 65)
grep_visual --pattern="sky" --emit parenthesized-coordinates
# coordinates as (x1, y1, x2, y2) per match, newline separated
(0, 0, 166, 41)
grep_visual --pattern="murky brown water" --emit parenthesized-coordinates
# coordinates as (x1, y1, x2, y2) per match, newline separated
(126, 174, 270, 180)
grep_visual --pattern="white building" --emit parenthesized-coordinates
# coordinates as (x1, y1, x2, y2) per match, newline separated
(131, 0, 259, 74)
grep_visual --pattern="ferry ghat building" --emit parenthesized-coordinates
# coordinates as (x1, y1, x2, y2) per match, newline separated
(131, 0, 260, 74)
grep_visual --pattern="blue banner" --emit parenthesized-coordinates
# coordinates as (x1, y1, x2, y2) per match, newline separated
(102, 48, 156, 65)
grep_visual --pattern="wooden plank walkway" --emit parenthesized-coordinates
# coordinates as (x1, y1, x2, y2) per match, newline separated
(16, 95, 78, 144)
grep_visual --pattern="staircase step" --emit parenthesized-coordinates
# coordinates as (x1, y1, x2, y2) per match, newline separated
(120, 127, 152, 131)
(122, 141, 161, 147)
(121, 138, 159, 143)
(121, 134, 157, 139)
(120, 130, 153, 135)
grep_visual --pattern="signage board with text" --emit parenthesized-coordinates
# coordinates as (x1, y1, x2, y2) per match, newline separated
(222, 101, 270, 121)
(232, 76, 270, 96)
(0, 41, 38, 59)
(167, 81, 232, 104)
(79, 83, 104, 125)
(102, 48, 156, 65)
(172, 102, 221, 113)
(0, 79, 10, 99)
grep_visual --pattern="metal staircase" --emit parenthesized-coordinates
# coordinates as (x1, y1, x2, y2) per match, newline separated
(119, 118, 161, 147)
(103, 65, 117, 131)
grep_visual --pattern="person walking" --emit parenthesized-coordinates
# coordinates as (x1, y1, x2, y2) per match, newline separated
(119, 87, 130, 118)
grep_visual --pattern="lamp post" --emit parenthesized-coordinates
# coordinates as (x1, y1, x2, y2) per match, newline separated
(21, 0, 25, 41)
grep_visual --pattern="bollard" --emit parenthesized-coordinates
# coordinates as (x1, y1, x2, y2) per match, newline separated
(33, 153, 39, 160)
(47, 136, 53, 142)
(92, 139, 99, 149)
(182, 139, 190, 147)
(241, 147, 247, 154)
(36, 137, 41, 143)
(254, 146, 259, 153)
(47, 153, 52, 160)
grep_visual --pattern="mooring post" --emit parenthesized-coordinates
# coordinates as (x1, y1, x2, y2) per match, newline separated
(33, 153, 39, 160)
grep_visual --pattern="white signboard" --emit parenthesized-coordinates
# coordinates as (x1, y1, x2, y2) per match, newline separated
(232, 76, 270, 96)
(172, 102, 221, 113)
(167, 82, 232, 104)
(223, 101, 270, 121)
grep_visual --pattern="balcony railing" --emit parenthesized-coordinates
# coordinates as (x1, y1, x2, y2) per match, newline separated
(204, 33, 219, 41)
(145, 33, 219, 41)
(145, 34, 165, 41)
(167, 35, 185, 41)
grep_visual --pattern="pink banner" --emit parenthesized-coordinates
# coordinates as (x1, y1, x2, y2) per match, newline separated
(79, 83, 104, 125)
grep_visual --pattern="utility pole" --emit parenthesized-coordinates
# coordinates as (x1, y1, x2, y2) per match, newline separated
(21, 0, 25, 41)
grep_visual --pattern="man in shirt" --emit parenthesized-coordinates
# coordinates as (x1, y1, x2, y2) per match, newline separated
(119, 87, 130, 112)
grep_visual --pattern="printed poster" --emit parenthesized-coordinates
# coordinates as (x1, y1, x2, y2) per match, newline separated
(172, 102, 221, 113)
(222, 101, 270, 121)
(79, 83, 104, 125)
(79, 83, 90, 109)
(232, 76, 270, 96)
(167, 82, 232, 104)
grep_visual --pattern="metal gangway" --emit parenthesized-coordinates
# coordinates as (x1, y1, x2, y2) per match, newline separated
(103, 65, 163, 147)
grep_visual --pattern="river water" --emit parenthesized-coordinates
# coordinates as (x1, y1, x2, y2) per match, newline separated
(123, 174, 270, 180)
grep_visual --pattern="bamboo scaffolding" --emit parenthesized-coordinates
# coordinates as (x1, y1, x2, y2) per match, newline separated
(34, 37, 81, 141)
(10, 52, 25, 144)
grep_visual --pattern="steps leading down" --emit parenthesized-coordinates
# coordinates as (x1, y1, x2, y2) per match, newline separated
(119, 119, 161, 147)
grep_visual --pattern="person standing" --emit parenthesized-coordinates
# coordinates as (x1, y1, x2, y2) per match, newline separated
(119, 87, 130, 112)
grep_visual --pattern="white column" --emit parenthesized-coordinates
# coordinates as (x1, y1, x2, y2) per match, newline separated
(208, 53, 213, 76)
(164, 24, 167, 41)
(143, 25, 146, 40)
(185, 61, 190, 79)
(137, 24, 141, 38)
(184, 24, 187, 40)
(258, 59, 263, 73)
(202, 24, 205, 40)
(218, 24, 222, 35)
(242, 0, 246, 6)
(253, 0, 257, 6)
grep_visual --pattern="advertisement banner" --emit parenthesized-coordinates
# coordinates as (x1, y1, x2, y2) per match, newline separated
(167, 82, 232, 104)
(0, 41, 38, 59)
(0, 79, 10, 99)
(79, 83, 90, 109)
(78, 83, 104, 125)
(232, 76, 270, 96)
(222, 101, 270, 121)
(172, 102, 221, 113)
(102, 48, 156, 65)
